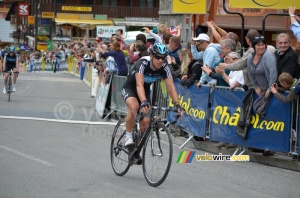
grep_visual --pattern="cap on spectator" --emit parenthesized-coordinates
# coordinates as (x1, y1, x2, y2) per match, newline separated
(192, 33, 210, 41)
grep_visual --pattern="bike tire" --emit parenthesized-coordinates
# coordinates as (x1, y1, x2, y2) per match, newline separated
(142, 123, 173, 187)
(110, 119, 130, 176)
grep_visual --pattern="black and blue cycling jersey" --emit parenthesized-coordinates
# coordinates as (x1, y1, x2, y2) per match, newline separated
(123, 56, 172, 90)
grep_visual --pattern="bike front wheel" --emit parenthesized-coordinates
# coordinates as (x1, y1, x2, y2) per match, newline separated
(7, 77, 12, 102)
(110, 120, 130, 176)
(142, 123, 173, 187)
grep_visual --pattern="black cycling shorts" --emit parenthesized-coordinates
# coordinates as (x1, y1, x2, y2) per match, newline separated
(121, 86, 151, 104)
(3, 65, 16, 72)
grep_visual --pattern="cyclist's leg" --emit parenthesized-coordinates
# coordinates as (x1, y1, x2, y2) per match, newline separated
(12, 67, 18, 91)
(3, 66, 10, 93)
(13, 67, 18, 83)
(139, 89, 152, 132)
(124, 97, 139, 146)
(122, 87, 139, 147)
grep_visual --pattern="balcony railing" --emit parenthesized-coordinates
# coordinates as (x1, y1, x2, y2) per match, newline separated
(39, 4, 159, 18)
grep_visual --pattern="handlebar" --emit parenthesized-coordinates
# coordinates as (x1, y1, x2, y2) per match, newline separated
(151, 106, 182, 125)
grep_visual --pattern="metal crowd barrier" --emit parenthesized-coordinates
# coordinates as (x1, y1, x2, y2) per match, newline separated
(152, 80, 169, 121)
(106, 75, 128, 118)
(25, 59, 69, 72)
(146, 80, 298, 156)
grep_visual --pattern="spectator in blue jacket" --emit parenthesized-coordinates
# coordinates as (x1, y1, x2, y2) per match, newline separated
(289, 6, 300, 42)
(190, 33, 221, 88)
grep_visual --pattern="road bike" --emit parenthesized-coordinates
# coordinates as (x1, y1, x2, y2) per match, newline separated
(110, 105, 179, 187)
(5, 69, 14, 102)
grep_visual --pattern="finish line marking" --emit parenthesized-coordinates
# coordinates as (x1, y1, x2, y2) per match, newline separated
(0, 145, 56, 167)
(0, 115, 117, 125)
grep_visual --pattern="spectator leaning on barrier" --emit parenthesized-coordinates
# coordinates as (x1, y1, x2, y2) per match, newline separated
(274, 33, 300, 81)
(202, 38, 236, 87)
(247, 35, 278, 117)
(217, 29, 276, 90)
(190, 33, 221, 88)
(99, 41, 128, 76)
(167, 48, 191, 79)
(216, 51, 244, 90)
(270, 72, 299, 158)
(289, 6, 300, 42)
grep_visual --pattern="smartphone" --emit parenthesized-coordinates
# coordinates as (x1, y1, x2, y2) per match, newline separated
(140, 28, 145, 32)
(273, 83, 277, 88)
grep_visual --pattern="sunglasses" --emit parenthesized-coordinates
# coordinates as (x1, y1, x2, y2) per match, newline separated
(196, 40, 204, 45)
(254, 36, 264, 39)
(154, 55, 166, 61)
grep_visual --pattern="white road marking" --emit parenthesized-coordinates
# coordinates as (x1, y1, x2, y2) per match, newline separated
(18, 76, 81, 83)
(15, 82, 33, 95)
(0, 115, 117, 125)
(0, 145, 56, 167)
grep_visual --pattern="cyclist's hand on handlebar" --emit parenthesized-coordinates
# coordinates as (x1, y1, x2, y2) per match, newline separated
(175, 103, 184, 117)
(140, 100, 151, 114)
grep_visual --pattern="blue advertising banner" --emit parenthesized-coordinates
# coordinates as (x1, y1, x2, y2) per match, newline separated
(296, 118, 300, 155)
(168, 79, 210, 137)
(209, 89, 291, 153)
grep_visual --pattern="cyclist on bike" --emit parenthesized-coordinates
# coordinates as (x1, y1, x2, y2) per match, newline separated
(121, 43, 183, 148)
(1, 46, 9, 60)
(3, 46, 19, 93)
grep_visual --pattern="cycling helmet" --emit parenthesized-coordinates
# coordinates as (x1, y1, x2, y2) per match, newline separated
(149, 43, 169, 56)
(5, 46, 9, 51)
(9, 46, 15, 53)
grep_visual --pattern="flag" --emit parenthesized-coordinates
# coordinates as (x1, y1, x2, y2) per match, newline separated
(167, 26, 179, 36)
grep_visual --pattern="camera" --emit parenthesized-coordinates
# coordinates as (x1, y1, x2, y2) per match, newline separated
(140, 28, 145, 32)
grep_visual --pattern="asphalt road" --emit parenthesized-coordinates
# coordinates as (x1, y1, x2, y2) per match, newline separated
(0, 72, 299, 198)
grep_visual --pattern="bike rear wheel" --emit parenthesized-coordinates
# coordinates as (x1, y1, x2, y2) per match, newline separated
(110, 120, 130, 176)
(142, 123, 173, 187)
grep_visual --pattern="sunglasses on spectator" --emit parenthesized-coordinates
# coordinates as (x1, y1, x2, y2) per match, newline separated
(153, 55, 166, 61)
(254, 36, 265, 40)
(196, 40, 205, 45)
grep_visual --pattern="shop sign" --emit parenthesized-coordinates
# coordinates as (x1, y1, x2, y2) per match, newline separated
(96, 26, 125, 38)
(28, 16, 34, 25)
(62, 6, 92, 12)
(52, 36, 72, 42)
(42, 12, 55, 18)
(18, 3, 30, 17)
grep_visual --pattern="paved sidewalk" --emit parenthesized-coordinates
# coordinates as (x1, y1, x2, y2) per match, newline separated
(172, 135, 300, 172)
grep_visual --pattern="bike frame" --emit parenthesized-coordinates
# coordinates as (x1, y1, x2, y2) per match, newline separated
(5, 69, 13, 101)
(114, 106, 171, 166)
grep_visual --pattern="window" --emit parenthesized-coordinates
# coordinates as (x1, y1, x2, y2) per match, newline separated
(140, 0, 145, 7)
(147, 0, 154, 7)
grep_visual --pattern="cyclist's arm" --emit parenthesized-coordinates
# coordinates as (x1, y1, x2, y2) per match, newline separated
(2, 56, 6, 71)
(16, 55, 19, 70)
(135, 73, 147, 102)
(165, 76, 179, 104)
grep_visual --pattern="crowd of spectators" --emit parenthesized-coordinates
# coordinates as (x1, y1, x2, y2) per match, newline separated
(4, 8, 300, 158)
